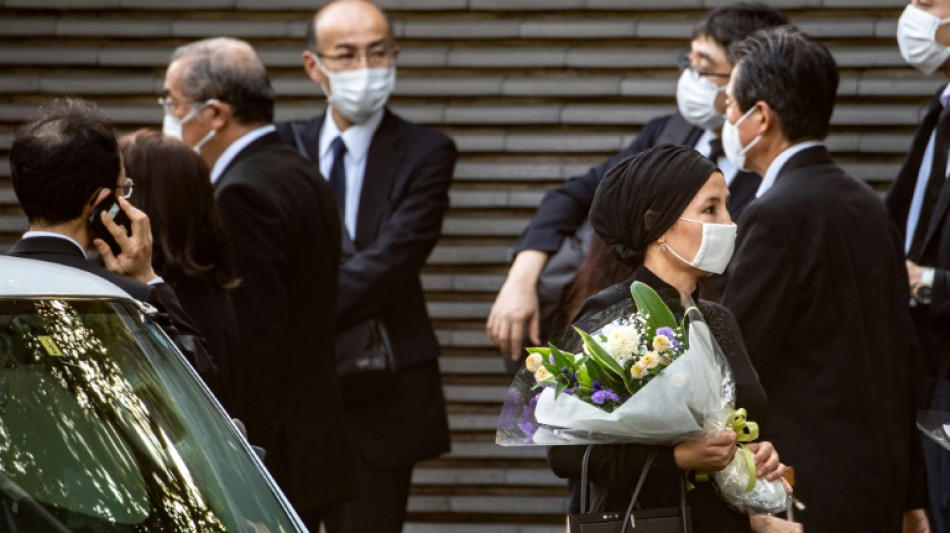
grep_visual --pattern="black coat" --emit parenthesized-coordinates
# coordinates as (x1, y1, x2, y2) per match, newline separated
(515, 113, 761, 255)
(547, 265, 766, 533)
(7, 235, 225, 395)
(212, 131, 357, 509)
(887, 84, 950, 384)
(721, 146, 926, 532)
(276, 111, 455, 468)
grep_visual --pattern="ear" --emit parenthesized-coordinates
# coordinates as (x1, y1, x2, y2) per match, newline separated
(752, 101, 773, 136)
(302, 51, 327, 85)
(200, 100, 230, 131)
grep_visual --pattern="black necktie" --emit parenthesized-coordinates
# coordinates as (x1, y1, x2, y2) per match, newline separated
(909, 107, 950, 260)
(708, 137, 725, 163)
(329, 136, 347, 217)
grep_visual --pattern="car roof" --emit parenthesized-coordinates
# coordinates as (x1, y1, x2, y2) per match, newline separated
(0, 256, 133, 299)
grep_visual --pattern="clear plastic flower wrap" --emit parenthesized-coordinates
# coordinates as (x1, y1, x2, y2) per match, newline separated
(496, 282, 790, 515)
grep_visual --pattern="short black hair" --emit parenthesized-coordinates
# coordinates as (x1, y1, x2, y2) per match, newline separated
(693, 2, 789, 53)
(171, 37, 275, 125)
(11, 98, 120, 225)
(730, 26, 839, 142)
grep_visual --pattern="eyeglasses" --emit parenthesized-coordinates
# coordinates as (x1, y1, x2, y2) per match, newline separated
(314, 46, 396, 70)
(115, 177, 134, 199)
(677, 52, 731, 80)
(157, 97, 197, 115)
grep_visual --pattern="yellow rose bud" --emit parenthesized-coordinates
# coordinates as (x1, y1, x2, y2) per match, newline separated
(630, 362, 647, 379)
(535, 366, 553, 383)
(641, 351, 660, 369)
(525, 353, 543, 373)
(652, 334, 671, 353)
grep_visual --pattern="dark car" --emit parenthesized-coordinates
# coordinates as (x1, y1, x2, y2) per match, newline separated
(0, 256, 307, 532)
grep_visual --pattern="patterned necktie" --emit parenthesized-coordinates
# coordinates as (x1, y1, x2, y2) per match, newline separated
(909, 106, 950, 261)
(708, 137, 725, 163)
(329, 136, 347, 217)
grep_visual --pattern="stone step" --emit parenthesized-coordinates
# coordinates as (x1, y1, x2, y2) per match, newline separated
(0, 15, 900, 41)
(0, 44, 911, 70)
(422, 273, 505, 293)
(412, 466, 561, 487)
(0, 0, 903, 9)
(404, 524, 562, 533)
(1, 74, 940, 98)
(408, 495, 563, 515)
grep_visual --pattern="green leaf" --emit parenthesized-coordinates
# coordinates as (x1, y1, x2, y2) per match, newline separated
(525, 347, 551, 355)
(554, 380, 568, 399)
(574, 327, 624, 378)
(548, 343, 574, 370)
(584, 357, 626, 393)
(631, 281, 677, 338)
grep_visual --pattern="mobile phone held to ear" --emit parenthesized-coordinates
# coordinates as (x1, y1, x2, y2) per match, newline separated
(89, 194, 132, 257)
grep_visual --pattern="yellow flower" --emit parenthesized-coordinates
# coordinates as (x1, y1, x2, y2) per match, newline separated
(652, 334, 671, 353)
(641, 351, 660, 369)
(535, 366, 554, 383)
(630, 361, 647, 379)
(525, 353, 543, 373)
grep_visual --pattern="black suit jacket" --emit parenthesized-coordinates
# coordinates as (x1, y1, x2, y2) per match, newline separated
(721, 146, 926, 532)
(7, 236, 224, 392)
(515, 113, 761, 255)
(277, 109, 455, 467)
(213, 131, 357, 508)
(887, 84, 950, 382)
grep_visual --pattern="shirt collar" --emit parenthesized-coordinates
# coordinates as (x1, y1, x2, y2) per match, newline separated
(756, 140, 824, 198)
(22, 231, 87, 258)
(210, 125, 277, 184)
(940, 83, 950, 109)
(319, 108, 384, 164)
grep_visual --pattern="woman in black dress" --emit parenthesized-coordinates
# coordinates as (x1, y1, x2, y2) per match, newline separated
(547, 145, 790, 533)
(120, 129, 240, 410)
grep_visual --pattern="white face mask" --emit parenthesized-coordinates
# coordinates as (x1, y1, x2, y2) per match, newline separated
(663, 217, 737, 275)
(721, 105, 762, 172)
(162, 100, 215, 153)
(316, 57, 395, 124)
(676, 69, 726, 130)
(897, 4, 950, 75)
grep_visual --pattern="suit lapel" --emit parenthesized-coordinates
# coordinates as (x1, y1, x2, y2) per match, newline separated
(290, 115, 323, 163)
(355, 110, 402, 249)
(922, 173, 950, 254)
(214, 132, 283, 189)
(887, 90, 944, 232)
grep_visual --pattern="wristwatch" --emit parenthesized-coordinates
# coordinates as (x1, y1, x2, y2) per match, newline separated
(912, 282, 933, 305)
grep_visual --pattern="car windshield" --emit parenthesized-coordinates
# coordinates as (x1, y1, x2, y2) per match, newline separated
(0, 297, 302, 532)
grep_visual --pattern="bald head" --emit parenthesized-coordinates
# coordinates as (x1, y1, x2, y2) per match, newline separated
(169, 37, 275, 125)
(306, 0, 393, 52)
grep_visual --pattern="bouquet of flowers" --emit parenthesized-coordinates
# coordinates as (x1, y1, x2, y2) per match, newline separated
(496, 281, 789, 514)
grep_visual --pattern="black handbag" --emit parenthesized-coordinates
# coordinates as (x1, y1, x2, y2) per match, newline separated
(334, 226, 396, 408)
(569, 446, 692, 533)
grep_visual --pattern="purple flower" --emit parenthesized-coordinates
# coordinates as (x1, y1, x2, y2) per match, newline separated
(549, 355, 555, 365)
(656, 327, 676, 339)
(591, 389, 622, 405)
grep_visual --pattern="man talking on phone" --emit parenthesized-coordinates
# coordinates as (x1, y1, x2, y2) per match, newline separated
(6, 98, 224, 398)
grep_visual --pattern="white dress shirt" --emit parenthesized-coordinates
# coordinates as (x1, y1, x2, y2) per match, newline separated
(756, 140, 824, 198)
(694, 129, 739, 186)
(904, 84, 950, 254)
(318, 109, 385, 239)
(210, 125, 277, 184)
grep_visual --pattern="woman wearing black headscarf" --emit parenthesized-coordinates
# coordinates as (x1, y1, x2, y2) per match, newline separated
(547, 145, 790, 533)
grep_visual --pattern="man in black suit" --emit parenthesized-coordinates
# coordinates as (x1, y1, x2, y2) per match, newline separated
(891, 3, 950, 531)
(275, 1, 455, 531)
(162, 37, 356, 530)
(7, 98, 223, 395)
(719, 27, 928, 532)
(487, 2, 789, 360)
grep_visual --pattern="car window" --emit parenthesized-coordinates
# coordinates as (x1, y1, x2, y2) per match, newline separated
(0, 298, 302, 532)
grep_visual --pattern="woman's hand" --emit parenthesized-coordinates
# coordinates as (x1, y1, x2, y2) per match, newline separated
(750, 514, 803, 533)
(673, 429, 737, 471)
(746, 441, 785, 481)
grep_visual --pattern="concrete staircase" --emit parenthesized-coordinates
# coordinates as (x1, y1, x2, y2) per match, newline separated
(0, 0, 931, 530)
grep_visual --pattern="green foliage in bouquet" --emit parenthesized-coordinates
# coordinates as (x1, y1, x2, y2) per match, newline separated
(523, 282, 689, 412)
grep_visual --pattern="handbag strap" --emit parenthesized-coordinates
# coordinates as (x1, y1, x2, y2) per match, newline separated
(619, 448, 659, 533)
(579, 445, 594, 514)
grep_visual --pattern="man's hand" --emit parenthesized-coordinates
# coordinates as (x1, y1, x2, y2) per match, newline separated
(487, 250, 548, 359)
(902, 509, 930, 533)
(94, 195, 159, 284)
(673, 429, 738, 472)
(907, 259, 925, 290)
